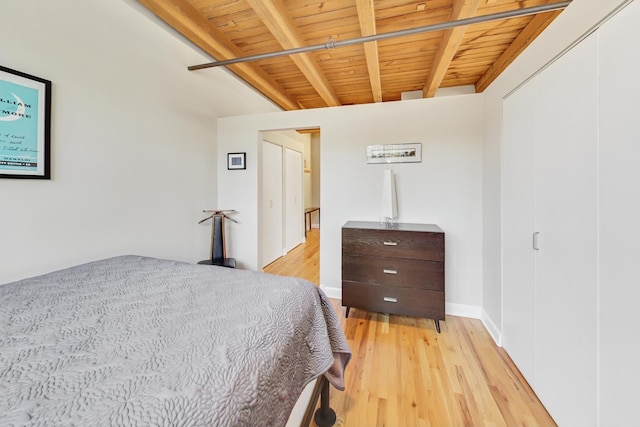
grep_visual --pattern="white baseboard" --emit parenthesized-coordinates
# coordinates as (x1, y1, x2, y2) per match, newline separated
(481, 309, 502, 346)
(320, 285, 341, 300)
(445, 302, 482, 319)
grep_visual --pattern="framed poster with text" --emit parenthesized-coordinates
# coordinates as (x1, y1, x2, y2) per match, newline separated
(0, 66, 52, 179)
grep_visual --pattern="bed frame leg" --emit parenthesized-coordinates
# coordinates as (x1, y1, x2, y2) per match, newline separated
(313, 376, 337, 427)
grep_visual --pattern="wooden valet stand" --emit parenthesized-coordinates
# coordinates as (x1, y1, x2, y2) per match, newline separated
(197, 210, 237, 268)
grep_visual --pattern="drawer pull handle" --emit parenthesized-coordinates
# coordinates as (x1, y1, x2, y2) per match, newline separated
(383, 241, 397, 246)
(383, 297, 398, 303)
(383, 269, 397, 275)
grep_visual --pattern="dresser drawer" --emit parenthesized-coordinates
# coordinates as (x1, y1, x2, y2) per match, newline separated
(342, 254, 443, 291)
(342, 281, 445, 320)
(342, 228, 444, 261)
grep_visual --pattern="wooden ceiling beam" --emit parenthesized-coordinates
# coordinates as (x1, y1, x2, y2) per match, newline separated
(475, 9, 562, 93)
(136, 0, 298, 110)
(355, 0, 383, 103)
(423, 0, 482, 98)
(245, 0, 341, 107)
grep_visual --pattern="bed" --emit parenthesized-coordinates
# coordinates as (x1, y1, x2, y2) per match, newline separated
(0, 255, 350, 426)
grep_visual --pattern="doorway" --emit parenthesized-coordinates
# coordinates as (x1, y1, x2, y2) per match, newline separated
(260, 128, 320, 270)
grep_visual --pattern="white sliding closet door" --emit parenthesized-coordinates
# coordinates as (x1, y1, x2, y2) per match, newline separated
(533, 34, 598, 426)
(284, 148, 303, 252)
(502, 32, 598, 427)
(598, 2, 640, 424)
(262, 141, 283, 267)
(502, 80, 537, 384)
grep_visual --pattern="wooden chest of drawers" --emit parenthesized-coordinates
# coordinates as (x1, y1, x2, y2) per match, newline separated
(342, 221, 445, 332)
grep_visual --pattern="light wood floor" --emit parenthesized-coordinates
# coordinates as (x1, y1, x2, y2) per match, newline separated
(264, 229, 556, 427)
(263, 229, 320, 284)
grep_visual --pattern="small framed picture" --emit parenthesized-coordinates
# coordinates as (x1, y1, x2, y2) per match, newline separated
(227, 152, 246, 170)
(366, 143, 422, 164)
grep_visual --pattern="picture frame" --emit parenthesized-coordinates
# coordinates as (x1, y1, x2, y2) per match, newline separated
(0, 66, 52, 179)
(366, 143, 422, 164)
(227, 152, 246, 170)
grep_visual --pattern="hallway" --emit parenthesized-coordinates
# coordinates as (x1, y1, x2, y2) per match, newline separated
(263, 228, 319, 284)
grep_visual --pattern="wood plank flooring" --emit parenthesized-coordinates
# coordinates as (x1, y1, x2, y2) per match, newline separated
(263, 229, 320, 284)
(264, 228, 556, 427)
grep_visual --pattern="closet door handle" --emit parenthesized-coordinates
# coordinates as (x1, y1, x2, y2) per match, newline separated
(383, 297, 398, 303)
(383, 269, 397, 275)
(533, 232, 540, 251)
(383, 241, 397, 246)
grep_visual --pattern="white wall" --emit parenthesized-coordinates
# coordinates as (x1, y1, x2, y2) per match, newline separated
(261, 129, 307, 152)
(0, 0, 277, 285)
(310, 133, 321, 211)
(218, 95, 484, 315)
(302, 137, 313, 210)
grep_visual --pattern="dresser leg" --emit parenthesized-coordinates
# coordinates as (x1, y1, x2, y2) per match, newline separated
(435, 320, 441, 333)
(345, 307, 350, 318)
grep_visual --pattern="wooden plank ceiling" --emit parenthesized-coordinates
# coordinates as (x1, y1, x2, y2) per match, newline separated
(138, 0, 566, 110)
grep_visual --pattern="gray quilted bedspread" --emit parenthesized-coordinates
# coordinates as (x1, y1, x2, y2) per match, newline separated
(0, 256, 350, 426)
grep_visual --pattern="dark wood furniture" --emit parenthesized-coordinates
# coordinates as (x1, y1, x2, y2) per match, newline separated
(342, 221, 445, 332)
(198, 213, 236, 268)
(304, 207, 320, 237)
